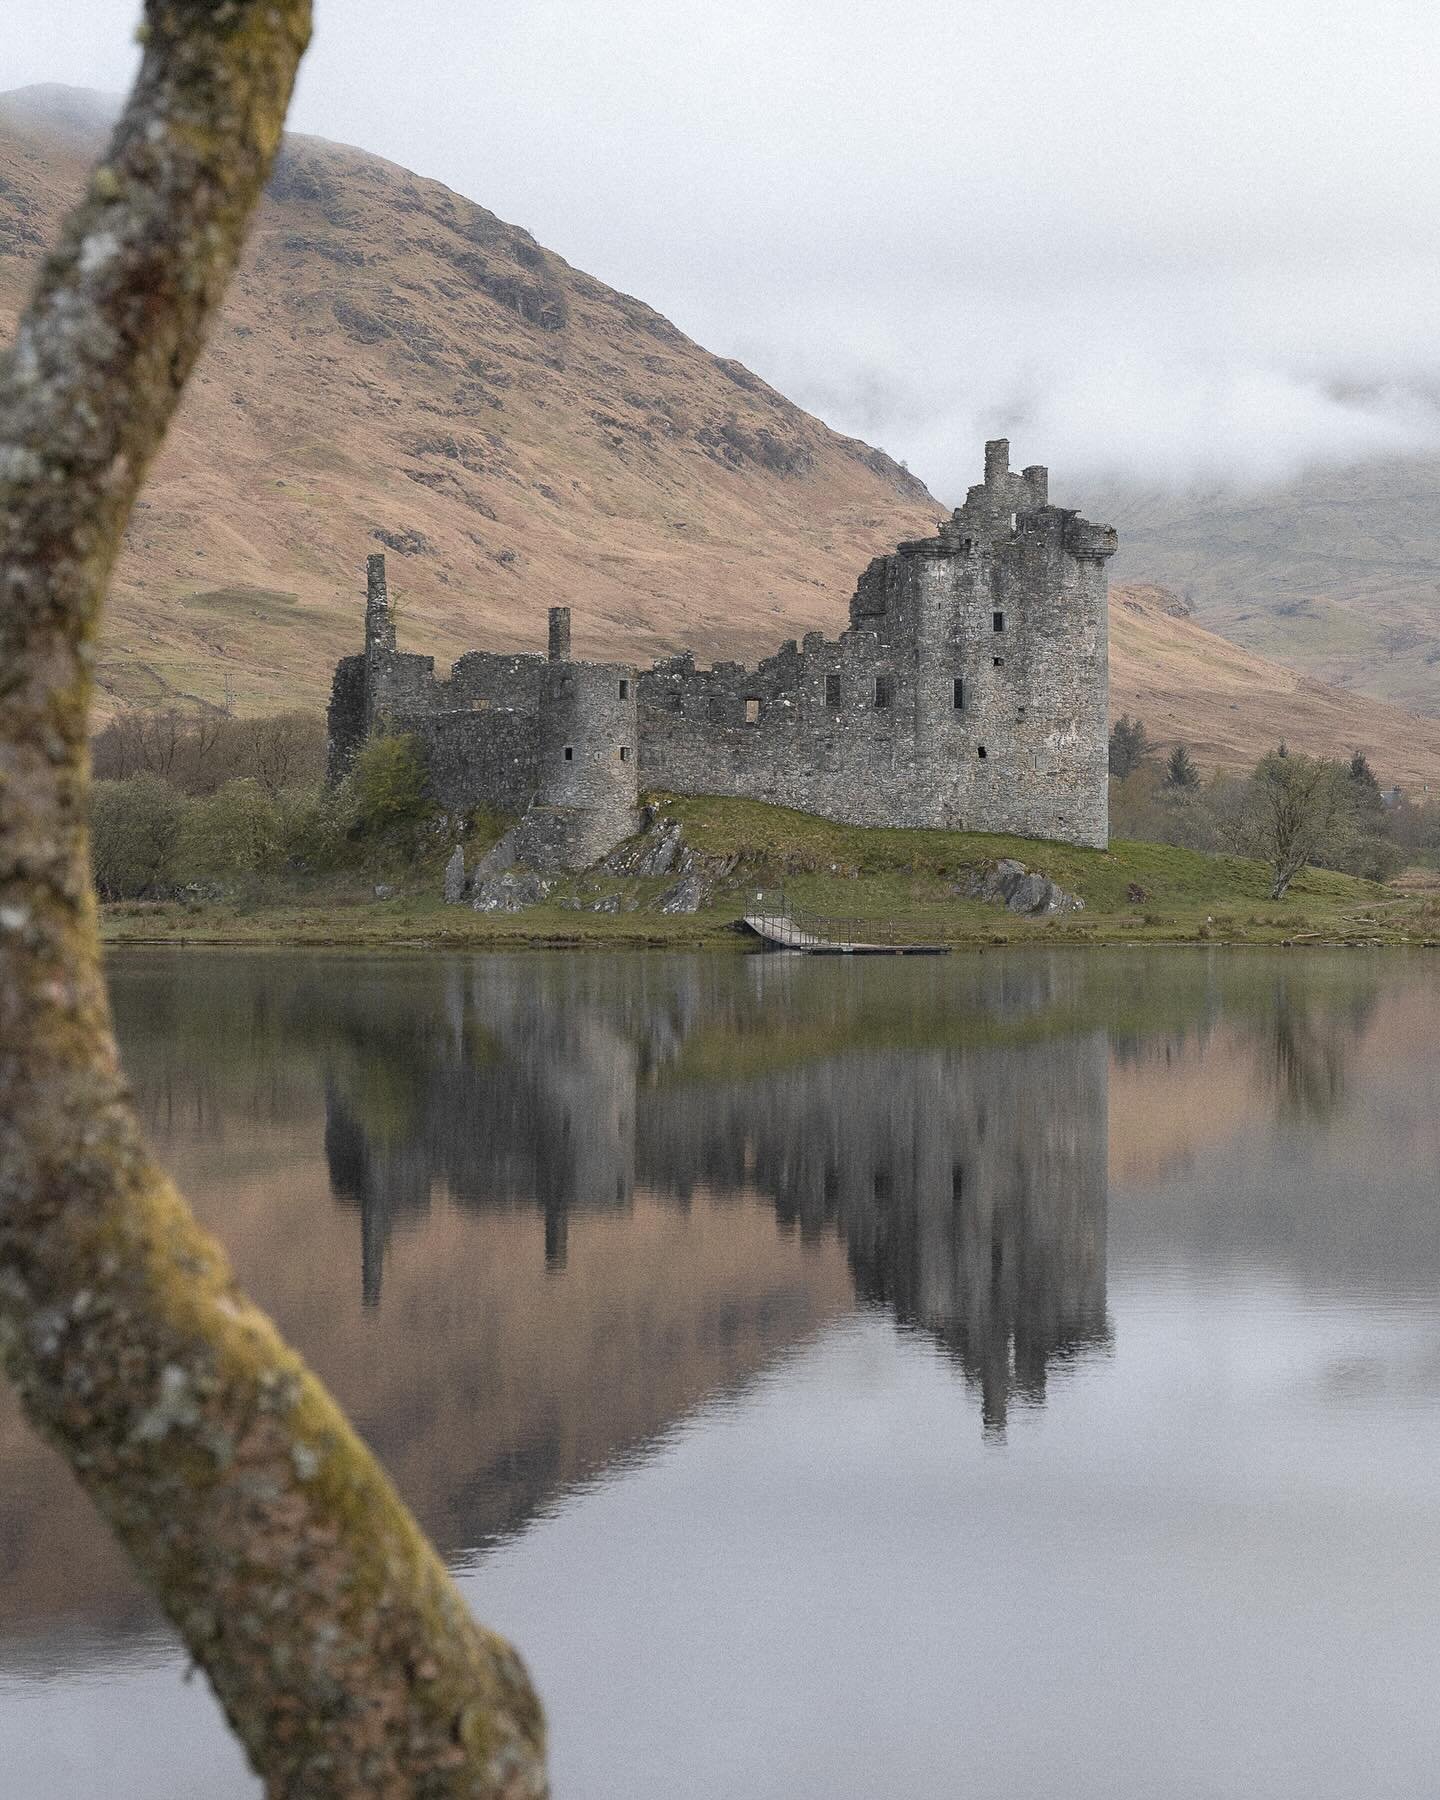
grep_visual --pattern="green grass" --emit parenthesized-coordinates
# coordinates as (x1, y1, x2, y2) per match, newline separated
(99, 793, 1413, 950)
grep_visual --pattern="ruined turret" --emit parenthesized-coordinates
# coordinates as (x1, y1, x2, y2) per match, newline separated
(365, 552, 396, 656)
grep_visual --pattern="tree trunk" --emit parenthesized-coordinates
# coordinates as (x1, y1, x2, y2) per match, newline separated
(0, 4, 546, 1794)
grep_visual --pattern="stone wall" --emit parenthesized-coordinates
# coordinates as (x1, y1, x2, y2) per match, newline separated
(324, 441, 1115, 855)
(325, 653, 367, 782)
(635, 456, 1113, 847)
(536, 657, 639, 829)
(400, 706, 539, 814)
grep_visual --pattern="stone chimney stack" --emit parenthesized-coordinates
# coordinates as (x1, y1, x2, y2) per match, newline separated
(365, 553, 396, 655)
(548, 605, 572, 663)
(1022, 465, 1049, 508)
(984, 439, 1010, 488)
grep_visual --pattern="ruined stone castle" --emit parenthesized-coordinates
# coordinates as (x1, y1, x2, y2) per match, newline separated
(326, 440, 1117, 860)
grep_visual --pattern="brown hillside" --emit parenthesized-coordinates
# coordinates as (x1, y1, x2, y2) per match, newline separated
(5, 86, 1440, 791)
(0, 86, 941, 718)
(1110, 582, 1440, 788)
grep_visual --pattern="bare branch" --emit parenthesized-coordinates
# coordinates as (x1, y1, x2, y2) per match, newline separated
(0, 3, 547, 1793)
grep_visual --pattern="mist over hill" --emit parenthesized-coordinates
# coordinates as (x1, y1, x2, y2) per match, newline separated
(1101, 458, 1440, 718)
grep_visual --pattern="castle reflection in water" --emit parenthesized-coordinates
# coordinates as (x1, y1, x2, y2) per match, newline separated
(325, 955, 1111, 1433)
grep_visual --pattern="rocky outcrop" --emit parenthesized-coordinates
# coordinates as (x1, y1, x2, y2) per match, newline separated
(655, 872, 710, 914)
(471, 871, 552, 913)
(602, 816, 685, 879)
(962, 859, 1084, 917)
(442, 808, 732, 914)
(443, 845, 467, 904)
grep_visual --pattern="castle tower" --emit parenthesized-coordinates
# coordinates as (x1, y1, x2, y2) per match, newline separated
(537, 656, 639, 825)
(484, 612, 643, 869)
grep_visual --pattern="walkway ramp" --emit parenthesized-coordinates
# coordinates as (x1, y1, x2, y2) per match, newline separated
(742, 900, 949, 957)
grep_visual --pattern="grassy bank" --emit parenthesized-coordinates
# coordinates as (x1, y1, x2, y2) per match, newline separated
(98, 794, 1433, 951)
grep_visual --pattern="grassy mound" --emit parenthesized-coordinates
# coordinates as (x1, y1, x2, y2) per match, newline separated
(100, 793, 1406, 949)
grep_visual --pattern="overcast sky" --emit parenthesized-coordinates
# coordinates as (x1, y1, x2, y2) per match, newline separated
(7, 0, 1440, 502)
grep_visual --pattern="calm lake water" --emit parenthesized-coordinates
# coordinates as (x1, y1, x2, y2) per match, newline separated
(3, 947, 1440, 1797)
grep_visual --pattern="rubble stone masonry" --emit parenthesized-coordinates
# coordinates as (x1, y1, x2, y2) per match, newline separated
(326, 442, 1116, 860)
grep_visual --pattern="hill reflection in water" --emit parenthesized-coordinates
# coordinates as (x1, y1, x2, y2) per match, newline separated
(0, 947, 1388, 1666)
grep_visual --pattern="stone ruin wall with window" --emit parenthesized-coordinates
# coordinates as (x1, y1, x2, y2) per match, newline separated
(326, 441, 1117, 860)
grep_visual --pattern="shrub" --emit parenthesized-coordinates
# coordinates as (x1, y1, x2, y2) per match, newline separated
(350, 734, 430, 833)
(90, 775, 185, 899)
(177, 779, 291, 882)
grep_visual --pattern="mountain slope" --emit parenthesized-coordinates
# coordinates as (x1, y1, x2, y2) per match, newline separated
(1108, 583, 1440, 788)
(4, 85, 1440, 791)
(1102, 458, 1440, 717)
(0, 86, 941, 716)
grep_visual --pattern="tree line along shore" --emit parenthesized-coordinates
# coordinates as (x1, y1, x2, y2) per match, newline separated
(87, 705, 1440, 951)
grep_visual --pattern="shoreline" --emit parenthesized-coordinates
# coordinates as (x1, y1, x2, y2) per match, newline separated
(97, 800, 1433, 953)
(99, 903, 1437, 954)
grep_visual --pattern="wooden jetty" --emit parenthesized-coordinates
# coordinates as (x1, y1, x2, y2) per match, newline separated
(741, 894, 949, 957)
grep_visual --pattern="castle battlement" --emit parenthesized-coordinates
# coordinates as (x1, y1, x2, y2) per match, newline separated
(327, 442, 1115, 862)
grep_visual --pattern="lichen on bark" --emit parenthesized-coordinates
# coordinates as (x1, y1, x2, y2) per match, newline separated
(0, 3, 547, 1794)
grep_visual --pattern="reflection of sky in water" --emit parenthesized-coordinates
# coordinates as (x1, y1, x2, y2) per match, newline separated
(7, 1288, 1440, 1800)
(2, 949, 1439, 1799)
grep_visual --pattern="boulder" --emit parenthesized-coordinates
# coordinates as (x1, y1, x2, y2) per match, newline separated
(471, 871, 552, 914)
(443, 845, 467, 905)
(603, 815, 686, 877)
(655, 871, 710, 914)
(961, 860, 1084, 917)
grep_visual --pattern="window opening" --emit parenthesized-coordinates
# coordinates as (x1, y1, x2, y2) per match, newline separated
(619, 745, 630, 762)
(563, 746, 573, 761)
(993, 610, 1005, 632)
(824, 672, 842, 708)
(977, 745, 987, 760)
(952, 678, 964, 710)
(873, 674, 892, 708)
(744, 697, 761, 725)
(993, 656, 1004, 668)
(619, 679, 629, 699)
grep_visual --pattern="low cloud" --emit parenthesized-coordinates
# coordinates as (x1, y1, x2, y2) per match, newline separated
(11, 0, 1440, 501)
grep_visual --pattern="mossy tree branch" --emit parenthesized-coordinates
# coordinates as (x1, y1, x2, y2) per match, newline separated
(0, 4, 547, 1793)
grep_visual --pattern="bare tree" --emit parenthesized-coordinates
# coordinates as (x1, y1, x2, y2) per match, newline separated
(1247, 749, 1353, 900)
(242, 709, 327, 796)
(0, 4, 545, 1795)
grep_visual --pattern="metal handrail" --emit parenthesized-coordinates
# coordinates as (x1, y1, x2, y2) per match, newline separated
(747, 886, 903, 950)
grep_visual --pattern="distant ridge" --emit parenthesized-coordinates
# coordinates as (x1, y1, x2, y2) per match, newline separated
(1101, 456, 1440, 719)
